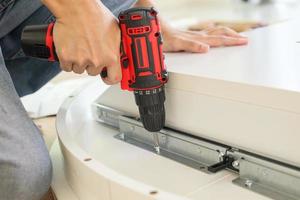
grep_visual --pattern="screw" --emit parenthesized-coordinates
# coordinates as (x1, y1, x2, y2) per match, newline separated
(119, 133, 125, 140)
(219, 151, 225, 161)
(154, 146, 160, 154)
(199, 166, 206, 170)
(84, 158, 92, 162)
(149, 190, 158, 195)
(245, 179, 253, 188)
(232, 160, 240, 169)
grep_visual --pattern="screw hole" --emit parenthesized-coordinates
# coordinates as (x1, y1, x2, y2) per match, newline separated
(149, 190, 158, 195)
(150, 11, 156, 16)
(155, 32, 160, 37)
(84, 158, 92, 162)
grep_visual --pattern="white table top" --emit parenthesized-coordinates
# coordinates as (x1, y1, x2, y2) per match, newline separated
(159, 0, 300, 28)
(165, 20, 300, 114)
(166, 20, 300, 92)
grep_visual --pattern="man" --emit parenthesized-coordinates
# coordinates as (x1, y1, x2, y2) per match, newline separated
(0, 0, 248, 199)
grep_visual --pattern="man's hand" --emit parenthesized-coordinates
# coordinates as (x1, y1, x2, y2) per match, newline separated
(134, 0, 248, 53)
(42, 0, 121, 84)
(162, 25, 248, 53)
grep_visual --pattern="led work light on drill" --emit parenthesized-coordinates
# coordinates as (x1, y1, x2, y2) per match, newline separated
(21, 7, 168, 132)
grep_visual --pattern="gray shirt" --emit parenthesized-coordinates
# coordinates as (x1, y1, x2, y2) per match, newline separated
(0, 0, 137, 38)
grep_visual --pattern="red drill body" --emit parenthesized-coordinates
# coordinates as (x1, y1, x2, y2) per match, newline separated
(21, 7, 168, 132)
(118, 8, 168, 132)
(119, 8, 167, 91)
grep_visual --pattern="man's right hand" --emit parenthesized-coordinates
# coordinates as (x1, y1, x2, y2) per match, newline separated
(42, 0, 122, 85)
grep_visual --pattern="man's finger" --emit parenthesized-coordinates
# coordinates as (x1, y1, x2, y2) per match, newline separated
(59, 61, 73, 72)
(72, 63, 86, 74)
(86, 65, 103, 76)
(207, 26, 245, 38)
(56, 53, 73, 72)
(188, 27, 246, 39)
(197, 35, 248, 47)
(173, 38, 210, 53)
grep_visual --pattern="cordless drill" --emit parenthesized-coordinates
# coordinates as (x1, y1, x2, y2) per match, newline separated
(21, 7, 168, 132)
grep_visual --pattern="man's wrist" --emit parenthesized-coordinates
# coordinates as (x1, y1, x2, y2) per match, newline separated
(134, 0, 155, 7)
(41, 0, 101, 19)
(134, 0, 173, 37)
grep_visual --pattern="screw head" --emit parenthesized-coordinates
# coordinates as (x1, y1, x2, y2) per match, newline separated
(119, 133, 125, 140)
(218, 152, 225, 161)
(232, 160, 240, 169)
(245, 179, 253, 188)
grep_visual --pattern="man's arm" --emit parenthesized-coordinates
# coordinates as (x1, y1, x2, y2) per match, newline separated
(134, 0, 248, 53)
(41, 0, 121, 84)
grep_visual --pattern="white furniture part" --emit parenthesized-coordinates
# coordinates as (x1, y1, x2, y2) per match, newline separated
(51, 20, 300, 200)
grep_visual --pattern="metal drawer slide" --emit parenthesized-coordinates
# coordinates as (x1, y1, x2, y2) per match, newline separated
(92, 103, 300, 200)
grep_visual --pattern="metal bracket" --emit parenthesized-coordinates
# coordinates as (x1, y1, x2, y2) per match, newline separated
(92, 104, 230, 173)
(208, 156, 235, 173)
(117, 115, 230, 173)
(92, 103, 300, 200)
(230, 152, 300, 200)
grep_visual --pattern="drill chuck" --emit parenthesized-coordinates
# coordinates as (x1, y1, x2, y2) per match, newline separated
(134, 86, 166, 132)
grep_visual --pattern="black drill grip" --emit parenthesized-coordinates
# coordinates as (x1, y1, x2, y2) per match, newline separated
(21, 23, 108, 77)
(21, 24, 58, 61)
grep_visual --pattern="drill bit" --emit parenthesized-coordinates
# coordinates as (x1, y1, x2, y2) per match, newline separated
(153, 132, 160, 154)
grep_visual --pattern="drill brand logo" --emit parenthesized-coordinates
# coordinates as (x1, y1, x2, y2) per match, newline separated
(128, 26, 151, 35)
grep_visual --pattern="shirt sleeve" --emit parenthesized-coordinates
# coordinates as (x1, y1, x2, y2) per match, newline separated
(0, 0, 137, 39)
(101, 0, 137, 16)
(0, 0, 42, 38)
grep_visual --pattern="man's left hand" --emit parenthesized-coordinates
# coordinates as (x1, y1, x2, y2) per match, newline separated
(162, 24, 248, 53)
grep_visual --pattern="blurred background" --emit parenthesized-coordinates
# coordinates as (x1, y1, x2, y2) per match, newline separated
(156, 0, 300, 31)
